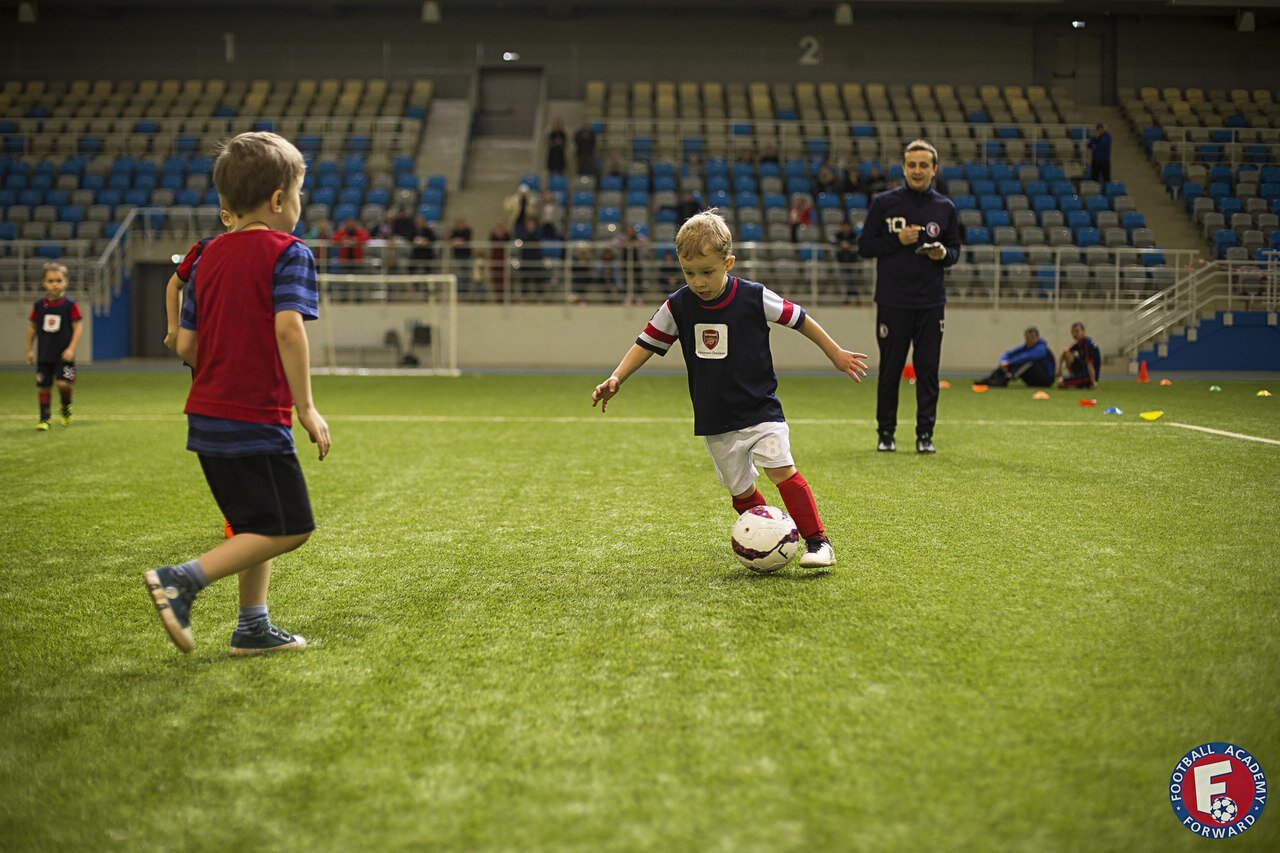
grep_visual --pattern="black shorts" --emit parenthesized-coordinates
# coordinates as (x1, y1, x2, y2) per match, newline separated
(197, 452, 315, 536)
(36, 361, 75, 387)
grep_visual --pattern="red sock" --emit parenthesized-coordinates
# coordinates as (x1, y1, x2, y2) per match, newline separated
(777, 471, 824, 539)
(38, 389, 51, 421)
(732, 488, 767, 515)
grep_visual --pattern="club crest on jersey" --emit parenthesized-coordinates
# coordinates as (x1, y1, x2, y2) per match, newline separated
(925, 221, 941, 238)
(694, 323, 728, 359)
(1169, 742, 1267, 839)
(43, 314, 62, 333)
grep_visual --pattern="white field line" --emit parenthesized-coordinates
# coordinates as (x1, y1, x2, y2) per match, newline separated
(1165, 422, 1280, 447)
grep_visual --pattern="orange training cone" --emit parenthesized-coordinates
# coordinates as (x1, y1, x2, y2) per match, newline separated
(224, 518, 234, 538)
(902, 363, 916, 383)
(1138, 361, 1149, 383)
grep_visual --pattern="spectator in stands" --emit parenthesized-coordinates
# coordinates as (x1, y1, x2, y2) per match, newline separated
(595, 246, 623, 295)
(539, 190, 560, 229)
(333, 216, 370, 270)
(410, 214, 437, 272)
(304, 218, 334, 271)
(839, 160, 863, 195)
(447, 218, 473, 293)
(1058, 321, 1101, 389)
(547, 118, 567, 175)
(811, 165, 839, 197)
(614, 224, 648, 298)
(604, 152, 625, 179)
(865, 166, 888, 196)
(975, 327, 1055, 387)
(1088, 123, 1113, 184)
(735, 147, 755, 167)
(574, 118, 597, 177)
(488, 217, 512, 298)
(570, 245, 596, 303)
(788, 194, 813, 241)
(503, 183, 533, 229)
(831, 220, 861, 301)
(389, 206, 418, 269)
(515, 214, 545, 296)
(758, 144, 780, 165)
(676, 192, 701, 226)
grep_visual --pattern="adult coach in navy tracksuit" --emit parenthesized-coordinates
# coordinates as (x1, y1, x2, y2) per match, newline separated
(859, 139, 961, 453)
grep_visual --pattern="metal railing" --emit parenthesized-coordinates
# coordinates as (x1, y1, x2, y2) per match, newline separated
(1122, 258, 1280, 357)
(1150, 126, 1280, 169)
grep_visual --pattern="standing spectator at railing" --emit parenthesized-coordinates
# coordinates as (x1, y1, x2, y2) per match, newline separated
(758, 144, 780, 165)
(410, 214, 438, 272)
(676, 191, 701, 227)
(333, 216, 369, 271)
(515, 214, 545, 296)
(788, 194, 813, 242)
(304, 218, 334, 272)
(595, 246, 623, 297)
(604, 152, 625, 180)
(570, 245, 596, 303)
(539, 190, 560, 230)
(865, 166, 888, 196)
(547, 118, 567, 176)
(389, 206, 418, 270)
(830, 220, 861, 301)
(503, 183, 533, 230)
(447, 217, 473, 294)
(1087, 123, 1113, 184)
(735, 147, 755, 167)
(614, 223, 648, 299)
(574, 118, 597, 177)
(488, 217, 511, 299)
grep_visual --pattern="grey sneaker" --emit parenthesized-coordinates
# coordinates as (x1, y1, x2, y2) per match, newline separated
(916, 436, 937, 454)
(877, 433, 896, 452)
(229, 621, 307, 657)
(144, 566, 195, 653)
(798, 535, 836, 568)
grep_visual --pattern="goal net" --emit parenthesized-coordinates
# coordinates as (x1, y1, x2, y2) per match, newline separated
(313, 272, 459, 375)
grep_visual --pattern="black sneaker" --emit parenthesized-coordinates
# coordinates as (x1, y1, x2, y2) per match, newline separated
(799, 534, 836, 568)
(229, 621, 307, 657)
(144, 566, 196, 653)
(877, 433, 896, 452)
(916, 436, 937, 454)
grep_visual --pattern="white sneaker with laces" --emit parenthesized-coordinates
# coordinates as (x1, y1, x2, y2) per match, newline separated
(799, 536, 836, 568)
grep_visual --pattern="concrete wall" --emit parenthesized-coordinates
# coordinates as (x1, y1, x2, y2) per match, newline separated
(1, 297, 1121, 374)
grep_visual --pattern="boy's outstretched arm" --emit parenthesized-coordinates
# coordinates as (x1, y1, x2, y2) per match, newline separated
(276, 309, 331, 460)
(163, 273, 184, 351)
(592, 343, 654, 412)
(797, 315, 869, 381)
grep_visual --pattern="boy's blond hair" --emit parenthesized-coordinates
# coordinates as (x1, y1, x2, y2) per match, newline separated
(42, 262, 68, 278)
(676, 208, 733, 259)
(213, 131, 306, 215)
(904, 138, 939, 167)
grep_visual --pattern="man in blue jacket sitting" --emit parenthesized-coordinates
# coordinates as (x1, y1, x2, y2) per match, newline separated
(975, 326, 1055, 387)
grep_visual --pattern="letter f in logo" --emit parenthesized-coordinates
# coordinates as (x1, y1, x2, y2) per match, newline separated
(1194, 760, 1232, 814)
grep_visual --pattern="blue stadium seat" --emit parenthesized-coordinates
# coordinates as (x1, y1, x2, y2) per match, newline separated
(597, 206, 621, 223)
(626, 174, 649, 192)
(338, 187, 362, 206)
(569, 221, 593, 240)
(1218, 197, 1242, 216)
(1058, 195, 1083, 213)
(124, 189, 149, 206)
(1104, 181, 1126, 198)
(1075, 227, 1101, 247)
(626, 189, 648, 207)
(984, 209, 1010, 228)
(365, 188, 390, 207)
(1085, 195, 1110, 214)
(764, 192, 787, 210)
(972, 179, 996, 196)
(1141, 252, 1166, 267)
(965, 226, 990, 245)
(1024, 180, 1048, 197)
(998, 179, 1021, 197)
(740, 222, 764, 242)
(418, 204, 442, 222)
(1122, 211, 1146, 234)
(817, 192, 841, 209)
(176, 189, 201, 207)
(978, 194, 1003, 212)
(999, 247, 1025, 264)
(1066, 210, 1092, 231)
(333, 203, 358, 222)
(572, 189, 595, 206)
(1213, 229, 1237, 258)
(58, 205, 84, 223)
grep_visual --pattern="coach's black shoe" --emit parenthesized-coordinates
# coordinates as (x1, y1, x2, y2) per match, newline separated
(144, 566, 196, 653)
(229, 621, 307, 657)
(916, 436, 937, 454)
(877, 432, 896, 452)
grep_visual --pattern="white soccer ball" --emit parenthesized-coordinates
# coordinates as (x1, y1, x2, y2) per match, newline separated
(1209, 796, 1238, 824)
(731, 505, 800, 573)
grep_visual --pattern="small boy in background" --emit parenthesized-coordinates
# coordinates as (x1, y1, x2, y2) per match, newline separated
(25, 262, 82, 430)
(164, 207, 232, 353)
(592, 210, 868, 568)
(145, 131, 331, 656)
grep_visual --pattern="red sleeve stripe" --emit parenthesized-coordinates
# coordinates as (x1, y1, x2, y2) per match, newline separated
(778, 300, 796, 326)
(643, 323, 677, 344)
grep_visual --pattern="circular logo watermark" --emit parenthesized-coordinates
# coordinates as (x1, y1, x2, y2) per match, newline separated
(1169, 742, 1266, 838)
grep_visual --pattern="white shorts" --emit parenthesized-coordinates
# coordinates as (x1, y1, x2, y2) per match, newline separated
(703, 421, 793, 496)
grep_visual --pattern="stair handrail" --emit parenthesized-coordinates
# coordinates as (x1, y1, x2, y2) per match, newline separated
(1122, 260, 1278, 356)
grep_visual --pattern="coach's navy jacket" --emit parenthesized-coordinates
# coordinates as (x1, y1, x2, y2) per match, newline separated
(859, 185, 961, 309)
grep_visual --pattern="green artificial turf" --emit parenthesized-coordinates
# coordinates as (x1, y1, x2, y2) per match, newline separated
(1, 370, 1277, 851)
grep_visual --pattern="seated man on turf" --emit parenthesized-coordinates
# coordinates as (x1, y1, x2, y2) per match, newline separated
(1057, 321, 1101, 389)
(975, 326, 1055, 387)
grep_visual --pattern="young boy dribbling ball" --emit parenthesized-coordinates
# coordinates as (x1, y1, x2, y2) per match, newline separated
(145, 131, 331, 656)
(25, 262, 82, 430)
(592, 210, 869, 568)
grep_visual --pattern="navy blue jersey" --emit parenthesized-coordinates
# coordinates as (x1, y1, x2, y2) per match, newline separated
(29, 297, 81, 363)
(635, 276, 807, 435)
(859, 185, 961, 309)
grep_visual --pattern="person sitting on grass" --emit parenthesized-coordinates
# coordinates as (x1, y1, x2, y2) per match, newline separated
(975, 326, 1055, 387)
(1058, 321, 1101, 389)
